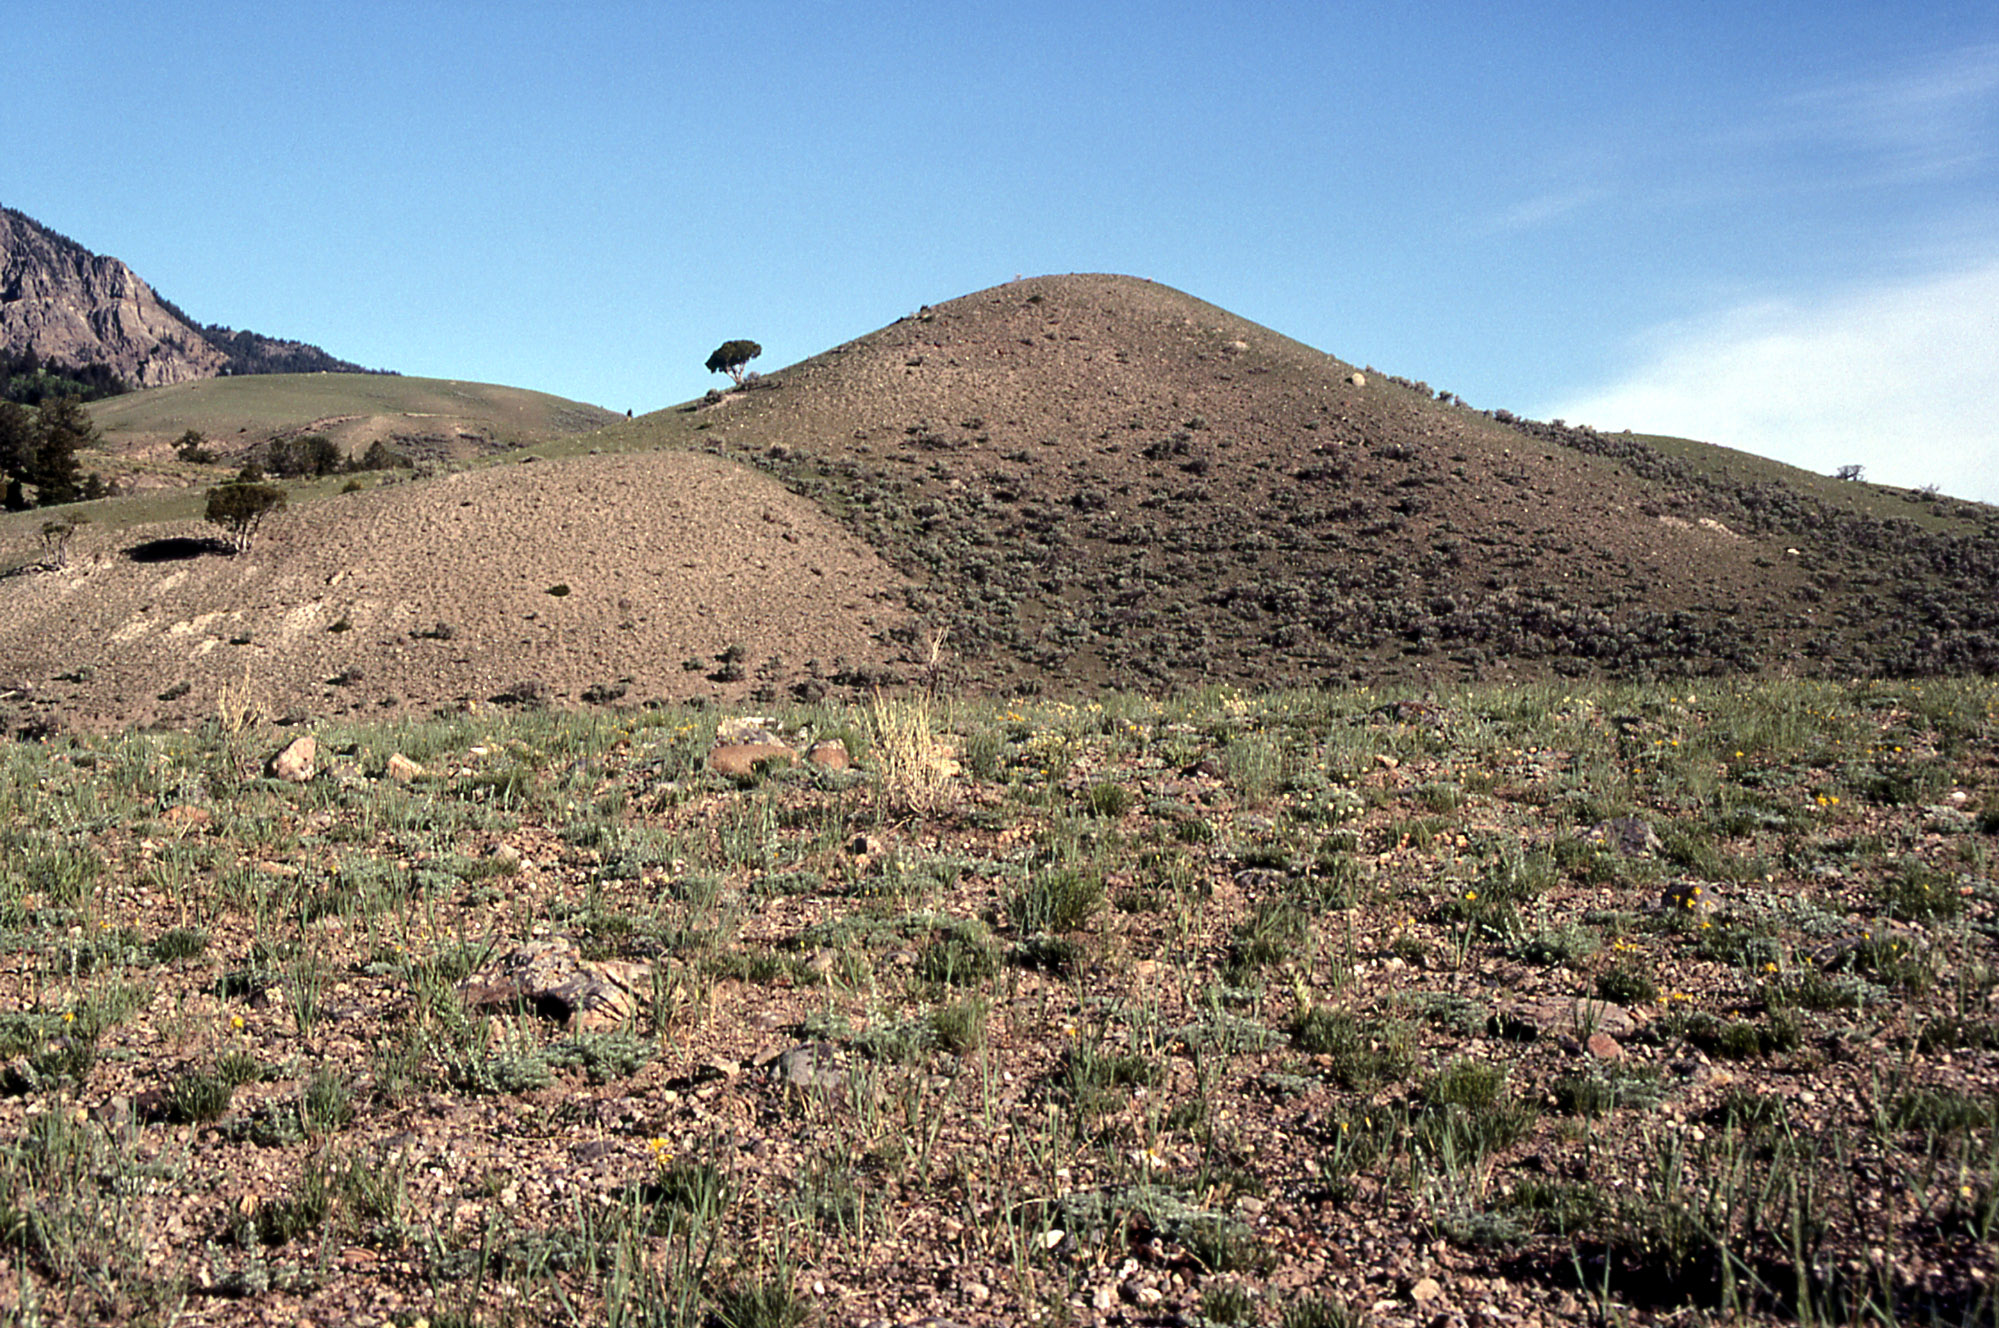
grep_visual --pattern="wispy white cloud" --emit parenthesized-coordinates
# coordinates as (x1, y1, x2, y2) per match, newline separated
(1750, 41, 1999, 185)
(1545, 261, 1999, 505)
(1477, 184, 1612, 235)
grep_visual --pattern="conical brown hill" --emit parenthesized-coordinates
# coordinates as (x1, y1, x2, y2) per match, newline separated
(0, 451, 911, 732)
(623, 273, 1999, 694)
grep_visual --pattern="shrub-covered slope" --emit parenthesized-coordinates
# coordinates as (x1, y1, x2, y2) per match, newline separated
(602, 273, 1998, 694)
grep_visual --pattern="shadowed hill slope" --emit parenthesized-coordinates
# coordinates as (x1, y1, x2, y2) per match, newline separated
(594, 274, 1998, 693)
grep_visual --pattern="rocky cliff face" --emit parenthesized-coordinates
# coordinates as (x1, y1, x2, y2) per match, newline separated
(2, 207, 375, 385)
(3, 208, 228, 387)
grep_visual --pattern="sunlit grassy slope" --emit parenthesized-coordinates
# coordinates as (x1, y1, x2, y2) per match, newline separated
(88, 373, 620, 454)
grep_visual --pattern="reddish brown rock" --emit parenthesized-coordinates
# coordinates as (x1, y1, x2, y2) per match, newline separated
(0, 208, 230, 387)
(708, 742, 795, 779)
(160, 804, 210, 830)
(1587, 1031, 1624, 1060)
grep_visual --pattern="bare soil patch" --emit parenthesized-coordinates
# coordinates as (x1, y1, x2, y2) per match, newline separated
(0, 449, 912, 732)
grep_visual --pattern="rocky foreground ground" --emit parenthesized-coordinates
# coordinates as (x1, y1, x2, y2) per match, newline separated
(1, 678, 1995, 1326)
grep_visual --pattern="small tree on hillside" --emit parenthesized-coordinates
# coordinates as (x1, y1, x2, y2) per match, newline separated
(40, 513, 87, 569)
(0, 402, 34, 487)
(27, 395, 96, 506)
(704, 340, 762, 387)
(204, 481, 287, 554)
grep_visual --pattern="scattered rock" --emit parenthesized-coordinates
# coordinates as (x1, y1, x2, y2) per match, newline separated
(460, 937, 652, 1032)
(1586, 1032, 1624, 1060)
(385, 752, 424, 783)
(1660, 881, 1713, 915)
(268, 735, 316, 783)
(1587, 816, 1663, 856)
(160, 804, 210, 829)
(1408, 1276, 1443, 1304)
(806, 738, 850, 770)
(1498, 997, 1636, 1040)
(1347, 371, 1367, 387)
(774, 1042, 846, 1091)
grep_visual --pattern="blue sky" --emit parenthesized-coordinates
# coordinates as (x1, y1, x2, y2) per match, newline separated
(8, 1, 1997, 501)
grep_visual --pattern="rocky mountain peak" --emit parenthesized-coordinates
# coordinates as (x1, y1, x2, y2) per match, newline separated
(0, 207, 227, 387)
(1, 206, 377, 389)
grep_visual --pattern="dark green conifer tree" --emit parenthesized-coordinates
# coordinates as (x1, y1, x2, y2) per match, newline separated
(27, 395, 96, 506)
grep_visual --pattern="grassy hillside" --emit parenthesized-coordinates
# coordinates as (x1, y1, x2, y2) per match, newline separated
(1630, 430, 1986, 534)
(85, 373, 621, 488)
(1, 676, 1994, 1325)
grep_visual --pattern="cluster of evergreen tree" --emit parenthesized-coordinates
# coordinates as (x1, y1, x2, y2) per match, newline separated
(200, 326, 386, 377)
(0, 348, 126, 406)
(257, 434, 409, 478)
(0, 396, 110, 509)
